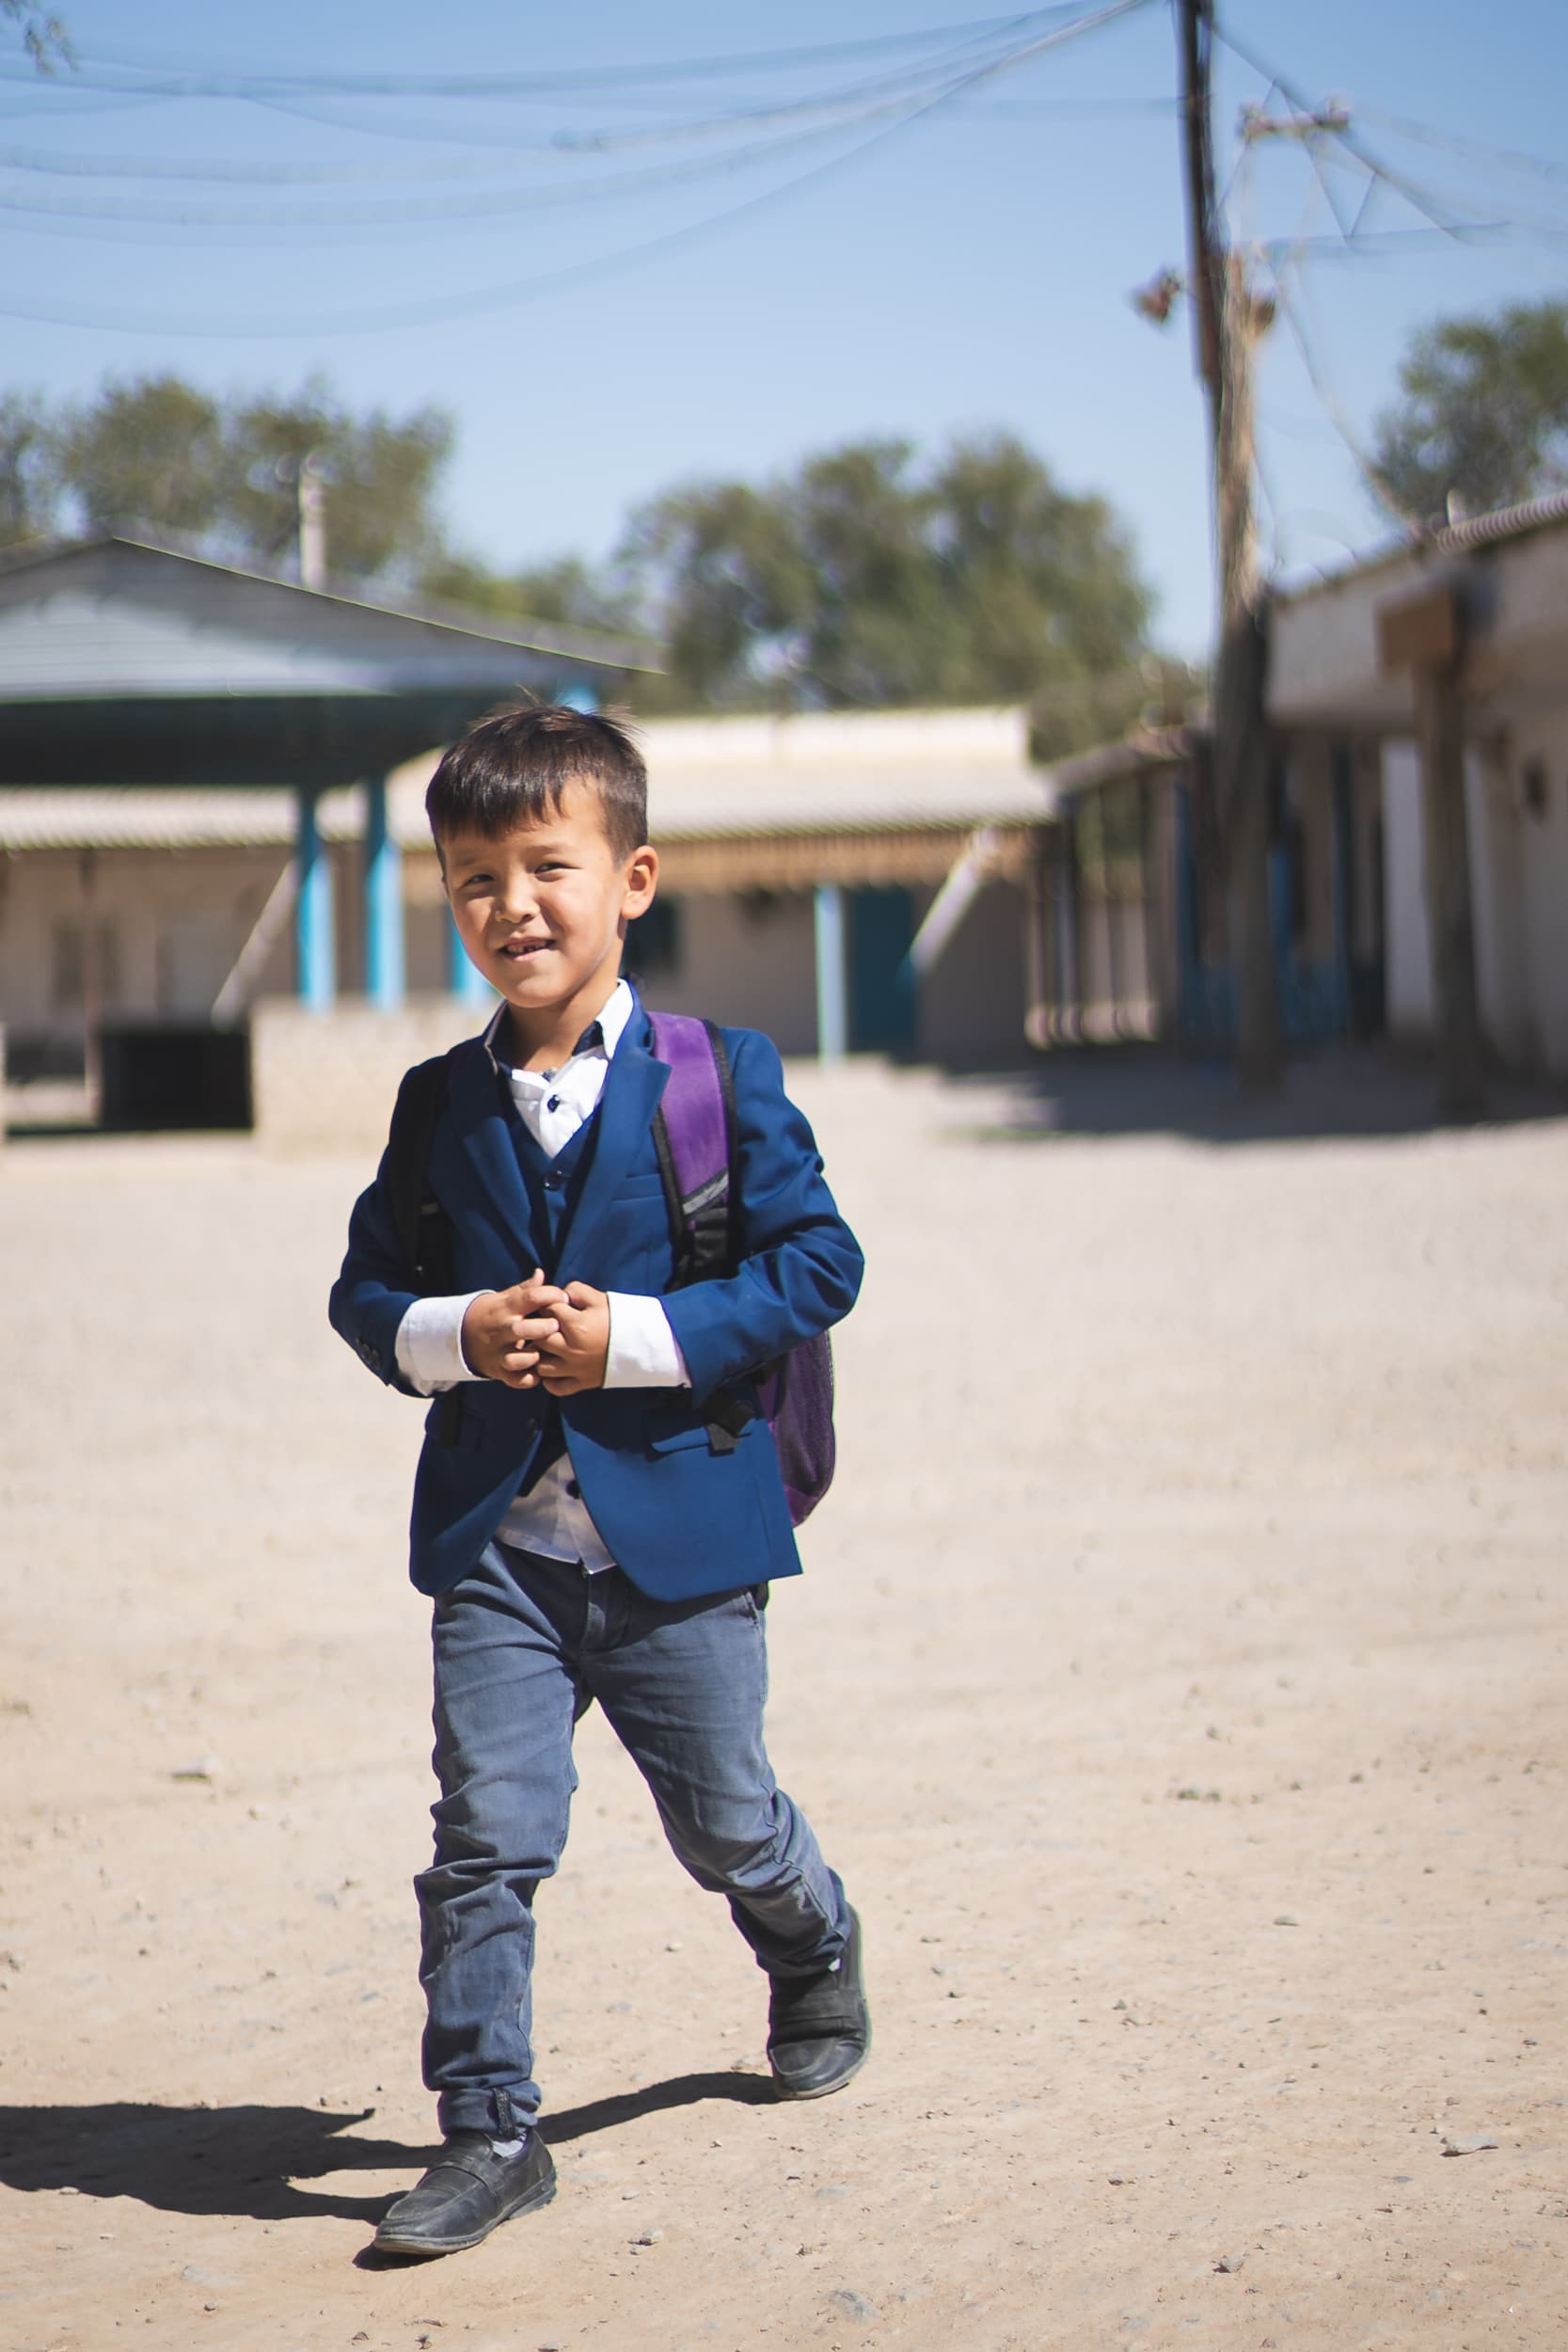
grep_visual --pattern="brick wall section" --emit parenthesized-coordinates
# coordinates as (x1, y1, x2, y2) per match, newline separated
(252, 996, 489, 1153)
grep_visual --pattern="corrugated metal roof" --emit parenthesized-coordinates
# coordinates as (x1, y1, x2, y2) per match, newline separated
(0, 706, 1072, 851)
(388, 706, 1058, 845)
(1274, 486, 1568, 610)
(0, 533, 659, 695)
(0, 786, 357, 851)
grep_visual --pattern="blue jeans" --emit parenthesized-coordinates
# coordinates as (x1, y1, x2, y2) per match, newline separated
(416, 1542, 850, 2137)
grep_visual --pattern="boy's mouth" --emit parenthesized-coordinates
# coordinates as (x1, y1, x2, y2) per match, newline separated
(499, 937, 553, 961)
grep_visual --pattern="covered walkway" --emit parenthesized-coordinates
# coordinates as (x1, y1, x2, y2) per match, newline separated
(0, 534, 654, 1019)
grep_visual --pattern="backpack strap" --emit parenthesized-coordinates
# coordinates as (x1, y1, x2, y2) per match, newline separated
(386, 1048, 457, 1290)
(646, 1009, 736, 1287)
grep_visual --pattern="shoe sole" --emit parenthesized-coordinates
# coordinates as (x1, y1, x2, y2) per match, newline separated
(372, 2172, 557, 2258)
(769, 2027, 872, 2102)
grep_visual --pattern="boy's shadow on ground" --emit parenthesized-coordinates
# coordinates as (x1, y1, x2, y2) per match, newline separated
(0, 2074, 773, 2227)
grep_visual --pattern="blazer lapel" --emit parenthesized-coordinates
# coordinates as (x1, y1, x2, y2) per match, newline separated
(445, 1032, 541, 1269)
(556, 1003, 669, 1284)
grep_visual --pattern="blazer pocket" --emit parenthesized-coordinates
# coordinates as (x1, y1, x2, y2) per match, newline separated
(642, 1410, 710, 1455)
(642, 1399, 759, 1456)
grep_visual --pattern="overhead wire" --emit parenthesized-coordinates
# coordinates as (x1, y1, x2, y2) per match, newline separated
(0, 87, 1181, 181)
(0, 8, 1082, 99)
(0, 100, 972, 231)
(1212, 20, 1562, 249)
(0, 18, 1097, 241)
(1264, 264, 1420, 532)
(1350, 105, 1568, 192)
(0, 0, 1160, 332)
(1193, 18, 1568, 564)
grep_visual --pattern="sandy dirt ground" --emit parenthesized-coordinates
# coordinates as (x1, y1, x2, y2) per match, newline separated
(1, 1055, 1565, 2352)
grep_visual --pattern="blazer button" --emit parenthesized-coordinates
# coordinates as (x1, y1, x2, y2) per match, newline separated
(566, 1479, 580, 1500)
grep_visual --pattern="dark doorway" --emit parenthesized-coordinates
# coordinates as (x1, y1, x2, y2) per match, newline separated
(848, 885, 915, 1052)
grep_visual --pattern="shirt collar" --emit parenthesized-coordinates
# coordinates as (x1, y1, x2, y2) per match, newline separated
(482, 975, 636, 1076)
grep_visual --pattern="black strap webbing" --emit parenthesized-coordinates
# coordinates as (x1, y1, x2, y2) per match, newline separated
(386, 1050, 455, 1291)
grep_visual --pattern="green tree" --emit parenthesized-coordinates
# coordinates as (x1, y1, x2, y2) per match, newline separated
(1373, 298, 1568, 526)
(50, 371, 455, 584)
(620, 430, 1156, 731)
(420, 549, 641, 639)
(226, 379, 452, 582)
(619, 477, 815, 703)
(2, 1, 73, 72)
(0, 389, 56, 548)
(60, 374, 231, 544)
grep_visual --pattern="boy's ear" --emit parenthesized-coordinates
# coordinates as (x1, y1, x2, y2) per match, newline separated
(620, 843, 658, 920)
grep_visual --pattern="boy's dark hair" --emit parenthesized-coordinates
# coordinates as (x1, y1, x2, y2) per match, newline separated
(425, 701, 648, 863)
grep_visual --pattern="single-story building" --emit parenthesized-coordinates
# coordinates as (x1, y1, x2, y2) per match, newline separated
(3, 706, 1086, 1141)
(0, 531, 651, 1130)
(1268, 488, 1568, 1087)
(1046, 491, 1568, 1094)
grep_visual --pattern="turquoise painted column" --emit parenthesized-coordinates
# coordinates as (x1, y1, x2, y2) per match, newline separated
(814, 882, 848, 1062)
(294, 785, 335, 1011)
(1174, 782, 1199, 1035)
(448, 909, 492, 1005)
(364, 774, 404, 1010)
(1330, 744, 1354, 1039)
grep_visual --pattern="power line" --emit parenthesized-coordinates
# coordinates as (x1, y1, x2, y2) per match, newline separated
(1212, 20, 1542, 249)
(1264, 262, 1417, 532)
(0, 0, 1159, 332)
(0, 8, 1084, 99)
(0, 105, 947, 231)
(0, 88, 1180, 182)
(1352, 104, 1568, 191)
(0, 10, 1112, 230)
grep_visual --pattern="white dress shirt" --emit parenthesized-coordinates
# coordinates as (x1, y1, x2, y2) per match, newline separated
(393, 978, 690, 1570)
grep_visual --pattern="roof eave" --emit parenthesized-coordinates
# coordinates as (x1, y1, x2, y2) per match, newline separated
(0, 532, 664, 675)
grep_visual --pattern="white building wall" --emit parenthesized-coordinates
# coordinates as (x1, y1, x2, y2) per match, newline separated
(630, 880, 1030, 1067)
(1466, 745, 1534, 1068)
(632, 890, 820, 1057)
(915, 876, 1027, 1067)
(1383, 723, 1568, 1075)
(0, 845, 294, 1043)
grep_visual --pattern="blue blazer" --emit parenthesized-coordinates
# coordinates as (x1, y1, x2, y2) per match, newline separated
(328, 993, 864, 1601)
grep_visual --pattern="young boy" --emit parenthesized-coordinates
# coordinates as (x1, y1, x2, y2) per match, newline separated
(329, 704, 866, 2260)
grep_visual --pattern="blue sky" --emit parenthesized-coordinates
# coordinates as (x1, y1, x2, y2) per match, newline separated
(4, 0, 1566, 656)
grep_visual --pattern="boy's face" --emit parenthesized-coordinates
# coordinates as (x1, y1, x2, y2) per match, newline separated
(439, 784, 657, 1027)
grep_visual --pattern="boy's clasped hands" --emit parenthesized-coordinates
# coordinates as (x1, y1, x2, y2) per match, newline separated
(460, 1267, 609, 1395)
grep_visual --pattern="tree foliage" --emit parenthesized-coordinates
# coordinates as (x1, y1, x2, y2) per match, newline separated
(1, 0, 73, 73)
(2, 372, 453, 584)
(619, 431, 1154, 715)
(0, 390, 55, 545)
(1372, 298, 1568, 526)
(420, 550, 641, 639)
(0, 369, 1172, 745)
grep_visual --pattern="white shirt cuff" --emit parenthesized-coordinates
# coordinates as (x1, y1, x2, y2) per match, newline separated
(603, 1294, 690, 1390)
(395, 1291, 487, 1393)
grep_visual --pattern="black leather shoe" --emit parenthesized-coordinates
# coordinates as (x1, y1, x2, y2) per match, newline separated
(768, 1907, 870, 2100)
(372, 2128, 556, 2258)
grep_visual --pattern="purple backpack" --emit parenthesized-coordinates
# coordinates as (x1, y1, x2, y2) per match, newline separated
(647, 1011, 836, 1526)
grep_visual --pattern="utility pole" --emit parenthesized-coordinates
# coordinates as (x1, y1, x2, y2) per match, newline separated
(1176, 0, 1279, 1089)
(296, 450, 327, 590)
